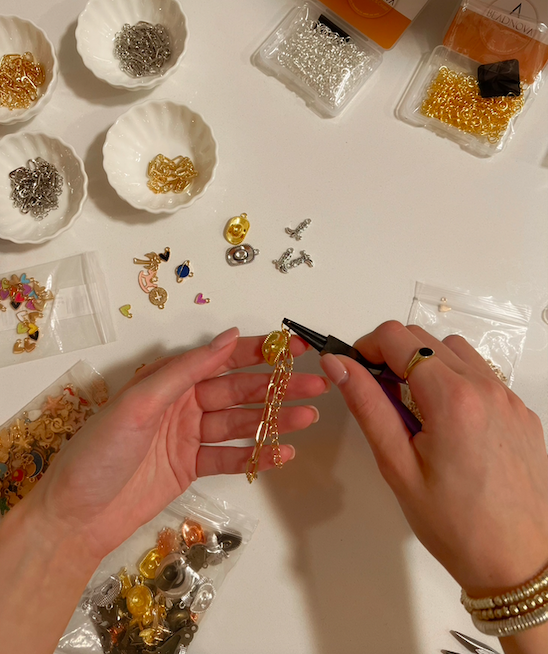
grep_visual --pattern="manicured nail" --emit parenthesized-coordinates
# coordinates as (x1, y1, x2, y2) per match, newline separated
(306, 405, 320, 423)
(320, 353, 348, 386)
(210, 327, 239, 351)
(286, 444, 296, 461)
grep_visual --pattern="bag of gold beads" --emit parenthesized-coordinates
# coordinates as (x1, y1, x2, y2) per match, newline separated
(397, 0, 548, 156)
(57, 488, 258, 654)
(0, 360, 108, 517)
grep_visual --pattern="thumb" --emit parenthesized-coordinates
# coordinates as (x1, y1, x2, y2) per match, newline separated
(127, 327, 240, 415)
(320, 353, 419, 487)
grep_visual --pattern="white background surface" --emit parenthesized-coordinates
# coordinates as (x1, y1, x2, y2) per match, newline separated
(1, 1, 548, 653)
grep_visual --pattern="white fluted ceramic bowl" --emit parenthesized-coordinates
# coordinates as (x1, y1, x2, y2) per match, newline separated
(0, 133, 88, 244)
(76, 0, 188, 90)
(0, 16, 58, 125)
(103, 101, 218, 213)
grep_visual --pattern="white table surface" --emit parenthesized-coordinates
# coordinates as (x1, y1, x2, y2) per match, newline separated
(1, 1, 548, 652)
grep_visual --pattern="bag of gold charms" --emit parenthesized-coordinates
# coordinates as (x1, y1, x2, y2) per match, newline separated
(0, 252, 115, 367)
(0, 360, 108, 517)
(57, 487, 258, 654)
(397, 0, 548, 156)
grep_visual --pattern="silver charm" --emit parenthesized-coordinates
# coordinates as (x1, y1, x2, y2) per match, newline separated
(190, 580, 216, 614)
(226, 244, 259, 266)
(285, 218, 311, 241)
(89, 575, 122, 608)
(273, 248, 314, 273)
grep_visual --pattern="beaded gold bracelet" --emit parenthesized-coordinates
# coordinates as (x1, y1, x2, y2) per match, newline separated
(461, 562, 548, 637)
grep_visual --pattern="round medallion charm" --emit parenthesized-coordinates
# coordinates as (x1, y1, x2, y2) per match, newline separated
(149, 287, 168, 309)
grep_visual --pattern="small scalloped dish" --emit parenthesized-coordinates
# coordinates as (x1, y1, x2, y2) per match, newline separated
(76, 0, 188, 91)
(0, 133, 88, 244)
(0, 16, 58, 125)
(103, 101, 218, 213)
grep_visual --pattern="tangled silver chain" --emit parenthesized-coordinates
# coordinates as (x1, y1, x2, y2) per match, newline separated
(9, 157, 64, 220)
(276, 16, 373, 108)
(114, 21, 171, 78)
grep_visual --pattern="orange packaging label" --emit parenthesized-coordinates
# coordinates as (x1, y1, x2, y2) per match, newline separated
(443, 1, 548, 84)
(319, 0, 429, 49)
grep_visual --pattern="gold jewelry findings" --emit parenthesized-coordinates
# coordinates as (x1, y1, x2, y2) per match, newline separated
(246, 327, 293, 483)
(421, 66, 525, 144)
(133, 247, 170, 310)
(0, 52, 45, 111)
(403, 347, 435, 380)
(147, 154, 198, 194)
(462, 561, 548, 637)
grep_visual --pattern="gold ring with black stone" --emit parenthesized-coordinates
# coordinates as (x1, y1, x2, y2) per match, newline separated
(403, 347, 435, 380)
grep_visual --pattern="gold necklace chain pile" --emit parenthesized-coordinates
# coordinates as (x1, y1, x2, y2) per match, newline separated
(0, 52, 45, 111)
(246, 328, 293, 483)
(147, 154, 198, 194)
(421, 66, 525, 144)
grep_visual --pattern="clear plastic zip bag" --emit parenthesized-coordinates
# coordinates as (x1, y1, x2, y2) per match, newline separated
(57, 487, 258, 654)
(0, 359, 108, 516)
(0, 252, 115, 367)
(408, 282, 531, 387)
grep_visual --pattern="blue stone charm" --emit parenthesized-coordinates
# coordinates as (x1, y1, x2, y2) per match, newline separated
(175, 261, 194, 283)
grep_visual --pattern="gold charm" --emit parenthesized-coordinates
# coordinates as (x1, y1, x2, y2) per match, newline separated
(133, 248, 170, 310)
(224, 213, 250, 245)
(149, 287, 168, 310)
(246, 326, 293, 483)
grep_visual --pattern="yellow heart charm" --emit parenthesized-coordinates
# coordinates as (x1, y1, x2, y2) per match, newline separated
(119, 304, 133, 319)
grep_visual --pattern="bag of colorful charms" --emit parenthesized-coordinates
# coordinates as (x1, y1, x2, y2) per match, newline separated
(0, 252, 115, 367)
(57, 487, 258, 654)
(0, 360, 108, 517)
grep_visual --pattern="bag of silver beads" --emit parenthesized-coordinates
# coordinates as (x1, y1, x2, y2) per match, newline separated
(254, 0, 382, 118)
(57, 487, 258, 654)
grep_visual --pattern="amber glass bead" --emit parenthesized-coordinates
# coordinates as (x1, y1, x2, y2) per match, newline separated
(181, 520, 206, 547)
(224, 214, 250, 245)
(262, 331, 289, 366)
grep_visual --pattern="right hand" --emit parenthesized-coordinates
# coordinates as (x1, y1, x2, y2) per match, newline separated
(320, 321, 548, 598)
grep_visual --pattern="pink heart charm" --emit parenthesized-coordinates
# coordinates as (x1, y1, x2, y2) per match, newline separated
(22, 284, 32, 295)
(26, 300, 36, 311)
(194, 293, 210, 305)
(0, 289, 8, 301)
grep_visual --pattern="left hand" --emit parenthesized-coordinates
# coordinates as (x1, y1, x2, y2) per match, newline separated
(24, 328, 328, 561)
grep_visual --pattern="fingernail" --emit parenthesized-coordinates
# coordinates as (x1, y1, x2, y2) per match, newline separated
(322, 377, 331, 393)
(210, 327, 239, 351)
(287, 444, 296, 461)
(320, 354, 348, 386)
(306, 405, 320, 423)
